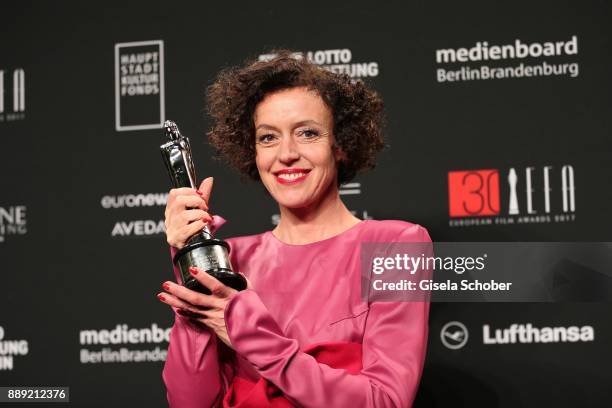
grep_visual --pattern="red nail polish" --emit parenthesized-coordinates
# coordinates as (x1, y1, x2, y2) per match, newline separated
(162, 282, 170, 291)
(189, 266, 198, 275)
(196, 190, 203, 196)
(202, 217, 212, 223)
(157, 294, 166, 301)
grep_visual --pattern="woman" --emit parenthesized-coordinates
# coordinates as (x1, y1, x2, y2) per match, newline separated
(158, 51, 431, 408)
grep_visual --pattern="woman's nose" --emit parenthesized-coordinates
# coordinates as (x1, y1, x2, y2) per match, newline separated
(277, 133, 300, 164)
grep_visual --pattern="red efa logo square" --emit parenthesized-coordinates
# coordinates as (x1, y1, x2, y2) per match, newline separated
(448, 169, 500, 217)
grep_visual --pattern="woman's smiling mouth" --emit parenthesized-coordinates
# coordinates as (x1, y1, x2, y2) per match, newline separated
(273, 168, 312, 185)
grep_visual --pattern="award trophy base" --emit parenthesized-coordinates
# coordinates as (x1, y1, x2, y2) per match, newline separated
(173, 238, 247, 295)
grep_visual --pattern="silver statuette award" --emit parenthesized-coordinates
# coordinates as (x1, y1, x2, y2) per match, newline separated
(160, 120, 247, 294)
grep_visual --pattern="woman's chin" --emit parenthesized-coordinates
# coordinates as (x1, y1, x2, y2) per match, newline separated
(273, 194, 316, 210)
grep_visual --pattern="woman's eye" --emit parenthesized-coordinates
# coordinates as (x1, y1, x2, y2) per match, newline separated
(257, 134, 277, 144)
(298, 129, 320, 139)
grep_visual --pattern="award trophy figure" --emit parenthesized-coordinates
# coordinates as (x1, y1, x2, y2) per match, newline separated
(160, 120, 247, 294)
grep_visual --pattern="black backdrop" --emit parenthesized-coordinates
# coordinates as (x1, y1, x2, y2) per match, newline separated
(1, 1, 611, 407)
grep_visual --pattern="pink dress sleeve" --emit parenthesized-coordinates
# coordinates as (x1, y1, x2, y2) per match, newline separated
(162, 215, 229, 407)
(163, 316, 223, 407)
(223, 226, 431, 408)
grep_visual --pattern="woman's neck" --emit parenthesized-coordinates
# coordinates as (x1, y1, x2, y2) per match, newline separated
(273, 186, 362, 245)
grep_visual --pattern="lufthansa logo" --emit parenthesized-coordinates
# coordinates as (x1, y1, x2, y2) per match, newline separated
(440, 321, 469, 350)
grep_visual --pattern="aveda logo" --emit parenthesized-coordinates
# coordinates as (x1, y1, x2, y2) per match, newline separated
(111, 220, 165, 237)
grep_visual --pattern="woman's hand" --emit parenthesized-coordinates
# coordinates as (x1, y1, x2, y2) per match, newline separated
(158, 266, 247, 348)
(164, 177, 214, 249)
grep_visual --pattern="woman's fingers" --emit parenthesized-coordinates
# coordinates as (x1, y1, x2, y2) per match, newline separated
(167, 216, 210, 248)
(165, 188, 205, 216)
(174, 194, 209, 212)
(198, 177, 214, 203)
(167, 187, 199, 202)
(161, 280, 219, 309)
(182, 209, 212, 223)
(166, 191, 208, 215)
(165, 187, 211, 247)
(188, 266, 236, 298)
(180, 219, 210, 241)
(157, 291, 207, 317)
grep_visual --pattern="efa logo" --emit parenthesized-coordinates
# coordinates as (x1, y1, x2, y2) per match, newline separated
(448, 165, 575, 217)
(448, 169, 500, 217)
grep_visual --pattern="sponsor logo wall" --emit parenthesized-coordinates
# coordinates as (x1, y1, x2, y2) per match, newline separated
(2, 1, 611, 407)
(101, 193, 168, 237)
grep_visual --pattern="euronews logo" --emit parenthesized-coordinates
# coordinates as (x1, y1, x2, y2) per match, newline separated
(436, 36, 578, 64)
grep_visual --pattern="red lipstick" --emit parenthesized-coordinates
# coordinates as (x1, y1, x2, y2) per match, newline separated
(273, 168, 311, 185)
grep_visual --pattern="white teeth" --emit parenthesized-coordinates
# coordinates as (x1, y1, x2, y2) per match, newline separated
(278, 172, 306, 180)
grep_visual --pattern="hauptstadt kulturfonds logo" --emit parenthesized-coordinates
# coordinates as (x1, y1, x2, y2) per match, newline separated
(115, 40, 165, 131)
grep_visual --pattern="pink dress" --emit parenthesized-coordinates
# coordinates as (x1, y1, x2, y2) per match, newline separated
(163, 218, 431, 408)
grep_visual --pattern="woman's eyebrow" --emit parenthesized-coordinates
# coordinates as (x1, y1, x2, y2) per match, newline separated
(293, 119, 323, 128)
(256, 120, 324, 132)
(255, 124, 280, 132)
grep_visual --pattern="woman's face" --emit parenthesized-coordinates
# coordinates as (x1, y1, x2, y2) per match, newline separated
(254, 86, 341, 210)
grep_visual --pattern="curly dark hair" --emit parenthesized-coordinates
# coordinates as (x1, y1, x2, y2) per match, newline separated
(206, 50, 385, 185)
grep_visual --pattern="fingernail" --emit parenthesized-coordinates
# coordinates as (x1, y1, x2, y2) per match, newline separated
(162, 282, 170, 291)
(157, 293, 166, 301)
(196, 190, 203, 196)
(189, 266, 199, 275)
(202, 216, 212, 223)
